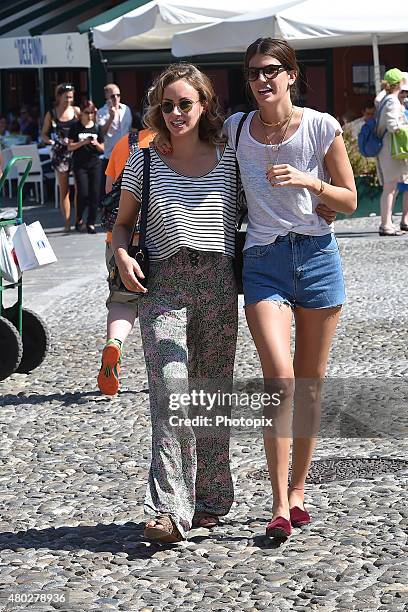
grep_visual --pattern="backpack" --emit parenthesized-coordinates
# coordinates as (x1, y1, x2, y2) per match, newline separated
(358, 98, 387, 157)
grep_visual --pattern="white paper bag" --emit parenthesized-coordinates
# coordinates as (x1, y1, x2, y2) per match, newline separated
(0, 227, 21, 282)
(12, 221, 57, 271)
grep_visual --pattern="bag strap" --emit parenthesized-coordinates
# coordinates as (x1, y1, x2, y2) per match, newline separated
(235, 113, 249, 229)
(235, 112, 249, 151)
(136, 147, 151, 250)
(376, 97, 389, 138)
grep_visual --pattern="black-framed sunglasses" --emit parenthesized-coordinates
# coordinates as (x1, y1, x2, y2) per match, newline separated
(244, 64, 286, 82)
(161, 99, 200, 114)
(110, 93, 121, 99)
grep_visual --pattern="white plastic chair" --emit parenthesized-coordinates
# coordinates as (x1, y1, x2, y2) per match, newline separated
(6, 145, 46, 204)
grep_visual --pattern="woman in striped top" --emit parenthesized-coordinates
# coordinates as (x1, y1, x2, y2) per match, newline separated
(112, 64, 240, 543)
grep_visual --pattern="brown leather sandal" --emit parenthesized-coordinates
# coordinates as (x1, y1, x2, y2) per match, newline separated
(192, 512, 220, 529)
(143, 515, 183, 543)
(379, 226, 403, 236)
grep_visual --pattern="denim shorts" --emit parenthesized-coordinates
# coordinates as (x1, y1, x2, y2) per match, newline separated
(243, 232, 346, 309)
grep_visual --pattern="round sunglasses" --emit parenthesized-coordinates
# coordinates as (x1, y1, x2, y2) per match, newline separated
(161, 99, 200, 114)
(244, 64, 286, 82)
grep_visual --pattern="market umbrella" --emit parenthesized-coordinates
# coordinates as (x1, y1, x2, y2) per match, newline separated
(172, 0, 408, 92)
(92, 0, 275, 51)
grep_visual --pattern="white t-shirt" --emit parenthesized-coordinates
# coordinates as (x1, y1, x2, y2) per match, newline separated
(224, 108, 342, 250)
(96, 103, 132, 159)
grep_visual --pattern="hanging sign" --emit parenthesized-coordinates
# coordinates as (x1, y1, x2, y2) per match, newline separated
(0, 33, 90, 69)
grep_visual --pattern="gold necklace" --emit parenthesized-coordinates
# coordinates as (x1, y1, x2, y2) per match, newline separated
(261, 107, 294, 171)
(258, 107, 293, 128)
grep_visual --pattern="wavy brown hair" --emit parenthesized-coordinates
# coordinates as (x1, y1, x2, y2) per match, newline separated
(144, 63, 225, 145)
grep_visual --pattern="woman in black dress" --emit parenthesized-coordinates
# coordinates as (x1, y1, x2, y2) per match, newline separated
(41, 83, 80, 232)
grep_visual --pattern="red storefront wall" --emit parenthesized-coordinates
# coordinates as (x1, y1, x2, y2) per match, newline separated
(332, 44, 408, 122)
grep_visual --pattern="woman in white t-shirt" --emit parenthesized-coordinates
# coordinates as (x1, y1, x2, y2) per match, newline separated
(225, 38, 356, 540)
(375, 68, 408, 235)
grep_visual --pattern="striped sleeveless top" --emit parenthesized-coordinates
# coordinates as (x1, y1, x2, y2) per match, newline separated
(121, 144, 240, 261)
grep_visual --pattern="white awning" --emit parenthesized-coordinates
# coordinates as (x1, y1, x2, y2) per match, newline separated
(0, 33, 90, 69)
(92, 0, 275, 51)
(172, 1, 408, 56)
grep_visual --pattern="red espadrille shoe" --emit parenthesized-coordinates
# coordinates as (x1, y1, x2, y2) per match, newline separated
(97, 341, 121, 396)
(288, 486, 311, 527)
(266, 516, 292, 539)
(290, 506, 311, 527)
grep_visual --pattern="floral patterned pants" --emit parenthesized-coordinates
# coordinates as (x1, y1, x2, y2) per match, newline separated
(138, 248, 238, 538)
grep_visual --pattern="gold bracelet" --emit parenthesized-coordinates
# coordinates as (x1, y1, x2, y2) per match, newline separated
(316, 179, 325, 196)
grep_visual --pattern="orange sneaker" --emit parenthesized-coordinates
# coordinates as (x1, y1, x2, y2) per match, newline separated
(97, 341, 122, 395)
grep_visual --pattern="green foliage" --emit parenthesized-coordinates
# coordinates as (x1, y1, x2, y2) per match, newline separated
(343, 127, 379, 186)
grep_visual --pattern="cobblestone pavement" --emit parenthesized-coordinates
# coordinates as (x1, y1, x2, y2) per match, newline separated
(0, 214, 408, 611)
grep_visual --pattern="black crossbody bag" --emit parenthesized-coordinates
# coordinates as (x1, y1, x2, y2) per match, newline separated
(108, 147, 151, 293)
(100, 131, 140, 233)
(234, 113, 249, 294)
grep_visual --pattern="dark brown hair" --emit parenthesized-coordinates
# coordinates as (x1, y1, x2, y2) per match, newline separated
(144, 63, 225, 145)
(244, 38, 299, 99)
(81, 100, 97, 113)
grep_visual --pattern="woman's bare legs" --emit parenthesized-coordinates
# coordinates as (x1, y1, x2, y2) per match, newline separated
(245, 300, 294, 521)
(289, 306, 342, 510)
(246, 301, 342, 520)
(401, 191, 408, 227)
(57, 171, 71, 231)
(107, 303, 137, 343)
(380, 180, 397, 231)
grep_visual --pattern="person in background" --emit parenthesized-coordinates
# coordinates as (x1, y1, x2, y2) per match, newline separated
(96, 84, 132, 184)
(375, 68, 408, 236)
(0, 116, 10, 152)
(105, 111, 155, 194)
(97, 108, 155, 396)
(343, 100, 375, 140)
(68, 101, 104, 234)
(396, 72, 408, 231)
(0, 116, 9, 139)
(6, 120, 29, 145)
(9, 120, 23, 137)
(19, 106, 39, 142)
(41, 83, 80, 232)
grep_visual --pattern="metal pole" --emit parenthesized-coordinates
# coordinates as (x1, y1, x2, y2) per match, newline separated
(87, 31, 93, 100)
(372, 33, 381, 95)
(38, 68, 45, 119)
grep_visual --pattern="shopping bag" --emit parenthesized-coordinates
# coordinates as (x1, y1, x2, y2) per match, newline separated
(12, 221, 57, 271)
(0, 227, 21, 282)
(391, 128, 408, 160)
